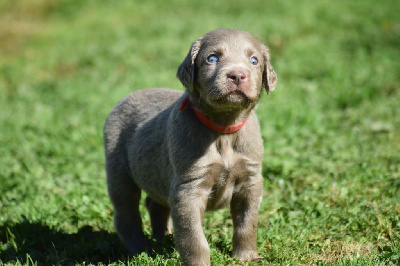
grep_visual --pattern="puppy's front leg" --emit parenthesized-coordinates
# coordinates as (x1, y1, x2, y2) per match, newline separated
(230, 178, 263, 262)
(170, 188, 210, 266)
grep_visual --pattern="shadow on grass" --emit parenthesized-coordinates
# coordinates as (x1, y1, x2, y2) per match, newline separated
(0, 219, 176, 265)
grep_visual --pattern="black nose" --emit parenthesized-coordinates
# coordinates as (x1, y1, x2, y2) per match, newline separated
(228, 70, 247, 85)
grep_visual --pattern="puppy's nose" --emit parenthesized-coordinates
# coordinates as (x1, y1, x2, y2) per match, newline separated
(228, 70, 247, 85)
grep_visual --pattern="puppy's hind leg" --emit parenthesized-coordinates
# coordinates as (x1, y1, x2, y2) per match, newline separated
(108, 170, 148, 255)
(146, 197, 173, 242)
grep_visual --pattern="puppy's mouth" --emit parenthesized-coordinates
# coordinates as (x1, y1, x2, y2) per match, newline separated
(207, 88, 252, 107)
(224, 89, 248, 102)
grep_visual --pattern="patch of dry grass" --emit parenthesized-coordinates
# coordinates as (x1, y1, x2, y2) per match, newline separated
(0, 0, 57, 53)
(309, 240, 375, 264)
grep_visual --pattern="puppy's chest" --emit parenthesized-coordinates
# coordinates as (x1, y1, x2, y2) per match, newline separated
(205, 137, 259, 210)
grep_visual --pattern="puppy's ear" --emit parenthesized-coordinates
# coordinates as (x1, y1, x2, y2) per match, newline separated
(176, 38, 202, 92)
(262, 45, 277, 94)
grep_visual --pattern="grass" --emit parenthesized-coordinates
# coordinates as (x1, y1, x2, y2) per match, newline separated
(0, 0, 399, 264)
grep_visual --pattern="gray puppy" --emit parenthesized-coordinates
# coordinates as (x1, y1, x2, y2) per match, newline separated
(104, 29, 277, 265)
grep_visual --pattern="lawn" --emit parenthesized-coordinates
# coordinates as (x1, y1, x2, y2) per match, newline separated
(0, 0, 399, 265)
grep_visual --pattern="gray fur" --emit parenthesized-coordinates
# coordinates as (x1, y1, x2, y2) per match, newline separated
(104, 29, 277, 265)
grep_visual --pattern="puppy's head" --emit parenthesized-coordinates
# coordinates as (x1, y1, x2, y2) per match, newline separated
(177, 29, 277, 111)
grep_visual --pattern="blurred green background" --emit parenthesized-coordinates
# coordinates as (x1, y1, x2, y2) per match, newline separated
(0, 0, 399, 264)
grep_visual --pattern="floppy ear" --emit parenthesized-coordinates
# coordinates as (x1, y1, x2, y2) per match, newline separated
(262, 45, 277, 94)
(176, 38, 202, 92)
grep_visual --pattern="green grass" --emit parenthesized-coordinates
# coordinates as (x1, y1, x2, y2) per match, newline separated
(1, 0, 399, 265)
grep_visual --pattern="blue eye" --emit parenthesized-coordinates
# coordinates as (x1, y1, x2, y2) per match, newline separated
(250, 56, 258, 65)
(207, 54, 219, 63)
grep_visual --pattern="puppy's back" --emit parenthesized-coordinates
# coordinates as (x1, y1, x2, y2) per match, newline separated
(104, 88, 183, 161)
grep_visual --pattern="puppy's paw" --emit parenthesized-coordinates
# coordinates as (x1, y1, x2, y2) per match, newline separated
(121, 234, 149, 256)
(232, 250, 263, 262)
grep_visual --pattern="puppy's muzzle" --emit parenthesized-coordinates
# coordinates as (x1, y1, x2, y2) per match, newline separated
(228, 69, 247, 86)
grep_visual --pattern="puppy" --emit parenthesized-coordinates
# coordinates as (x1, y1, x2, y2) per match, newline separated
(104, 29, 277, 265)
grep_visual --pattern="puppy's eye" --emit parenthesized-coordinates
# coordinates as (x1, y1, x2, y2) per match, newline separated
(250, 56, 258, 65)
(207, 54, 219, 64)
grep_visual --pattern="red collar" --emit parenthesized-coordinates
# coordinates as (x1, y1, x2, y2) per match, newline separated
(179, 96, 247, 134)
